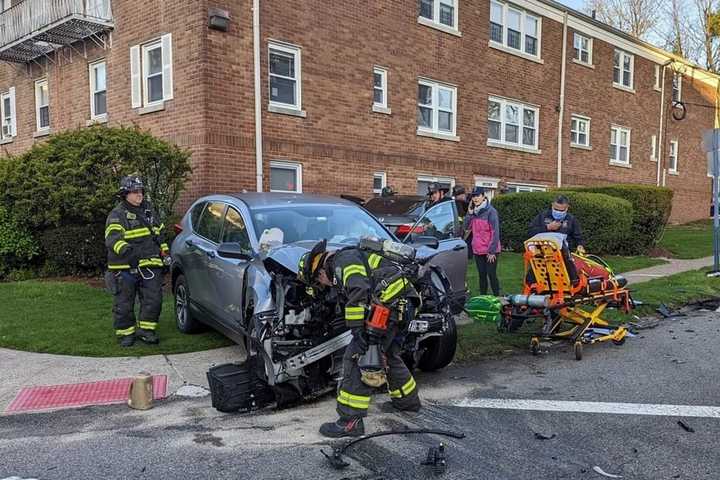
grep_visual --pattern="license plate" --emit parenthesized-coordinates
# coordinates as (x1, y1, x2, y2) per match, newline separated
(408, 320, 429, 333)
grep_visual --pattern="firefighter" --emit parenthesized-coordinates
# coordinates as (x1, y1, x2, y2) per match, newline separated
(104, 175, 169, 347)
(426, 182, 450, 208)
(298, 240, 421, 438)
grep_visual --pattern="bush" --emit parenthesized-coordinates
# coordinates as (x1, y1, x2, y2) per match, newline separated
(0, 206, 39, 278)
(560, 185, 673, 254)
(37, 224, 106, 276)
(493, 191, 633, 255)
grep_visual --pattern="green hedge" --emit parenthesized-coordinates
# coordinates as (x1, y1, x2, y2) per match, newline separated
(560, 185, 673, 254)
(0, 206, 39, 278)
(493, 192, 633, 255)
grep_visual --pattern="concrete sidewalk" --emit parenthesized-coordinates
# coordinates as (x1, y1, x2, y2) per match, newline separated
(623, 256, 714, 284)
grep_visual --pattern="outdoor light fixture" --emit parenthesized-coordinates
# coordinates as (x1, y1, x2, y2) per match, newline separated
(209, 7, 230, 32)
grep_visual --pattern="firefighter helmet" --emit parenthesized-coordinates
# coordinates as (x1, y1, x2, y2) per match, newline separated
(118, 174, 145, 197)
(298, 239, 328, 286)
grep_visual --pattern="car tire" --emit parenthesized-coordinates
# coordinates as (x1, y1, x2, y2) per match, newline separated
(417, 315, 458, 372)
(174, 274, 206, 334)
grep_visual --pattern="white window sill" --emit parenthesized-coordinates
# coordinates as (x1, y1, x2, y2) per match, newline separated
(609, 160, 632, 168)
(0, 137, 13, 145)
(650, 157, 657, 162)
(488, 41, 543, 64)
(33, 129, 50, 138)
(570, 143, 592, 151)
(372, 104, 392, 115)
(86, 115, 108, 126)
(268, 104, 307, 118)
(417, 129, 460, 142)
(487, 140, 541, 155)
(417, 16, 462, 37)
(138, 102, 165, 115)
(668, 170, 679, 176)
(571, 58, 594, 69)
(654, 87, 661, 92)
(612, 83, 635, 94)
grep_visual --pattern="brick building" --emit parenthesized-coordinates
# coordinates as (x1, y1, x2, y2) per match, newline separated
(0, 0, 716, 222)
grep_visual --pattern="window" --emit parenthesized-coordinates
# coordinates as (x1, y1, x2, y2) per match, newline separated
(654, 65, 661, 90)
(613, 50, 633, 90)
(270, 161, 302, 193)
(373, 172, 387, 195)
(417, 175, 454, 195)
(413, 201, 456, 240)
(570, 115, 590, 147)
(130, 34, 173, 109)
(610, 125, 631, 165)
(506, 183, 546, 193)
(190, 201, 208, 229)
(373, 67, 389, 112)
(269, 42, 301, 111)
(417, 80, 457, 137)
(669, 140, 678, 173)
(0, 87, 15, 140)
(487, 96, 539, 150)
(489, 1, 541, 58)
(222, 207, 252, 252)
(651, 135, 657, 161)
(35, 79, 49, 131)
(89, 60, 107, 119)
(2, 0, 10, 11)
(573, 32, 591, 65)
(196, 202, 227, 243)
(419, 0, 458, 31)
(672, 73, 682, 103)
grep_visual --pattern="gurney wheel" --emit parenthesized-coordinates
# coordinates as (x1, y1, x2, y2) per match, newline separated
(574, 341, 583, 361)
(530, 337, 540, 355)
(612, 337, 626, 346)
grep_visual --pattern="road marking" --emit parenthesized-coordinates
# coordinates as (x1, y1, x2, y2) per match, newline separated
(453, 398, 720, 418)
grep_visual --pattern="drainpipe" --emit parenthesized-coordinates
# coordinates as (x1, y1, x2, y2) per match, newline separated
(657, 60, 672, 187)
(556, 12, 569, 188)
(253, 0, 263, 192)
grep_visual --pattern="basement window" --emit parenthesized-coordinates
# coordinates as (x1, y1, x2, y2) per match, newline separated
(270, 161, 302, 193)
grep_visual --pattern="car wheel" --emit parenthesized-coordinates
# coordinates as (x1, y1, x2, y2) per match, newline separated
(417, 314, 458, 372)
(174, 274, 206, 334)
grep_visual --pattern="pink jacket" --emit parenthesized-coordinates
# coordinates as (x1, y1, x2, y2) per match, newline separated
(468, 205, 501, 255)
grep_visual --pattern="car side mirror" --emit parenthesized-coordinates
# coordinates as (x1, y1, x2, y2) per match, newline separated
(410, 234, 439, 249)
(217, 242, 253, 260)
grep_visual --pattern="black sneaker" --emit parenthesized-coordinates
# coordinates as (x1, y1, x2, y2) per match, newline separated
(137, 329, 160, 344)
(319, 417, 365, 438)
(118, 335, 136, 347)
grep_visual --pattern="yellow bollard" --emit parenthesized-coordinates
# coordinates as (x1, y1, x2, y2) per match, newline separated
(128, 372, 154, 410)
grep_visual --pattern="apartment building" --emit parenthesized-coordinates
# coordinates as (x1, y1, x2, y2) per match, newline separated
(0, 0, 715, 222)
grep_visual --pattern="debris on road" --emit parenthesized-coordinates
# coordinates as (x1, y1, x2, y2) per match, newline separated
(421, 443, 447, 475)
(677, 420, 695, 433)
(533, 432, 556, 440)
(627, 318, 660, 331)
(592, 465, 623, 478)
(656, 304, 686, 319)
(174, 384, 210, 398)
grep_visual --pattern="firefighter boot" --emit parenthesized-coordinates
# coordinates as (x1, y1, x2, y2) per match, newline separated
(319, 417, 365, 438)
(118, 334, 136, 347)
(137, 328, 160, 345)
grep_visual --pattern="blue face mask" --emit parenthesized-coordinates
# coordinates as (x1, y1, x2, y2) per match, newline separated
(551, 209, 567, 221)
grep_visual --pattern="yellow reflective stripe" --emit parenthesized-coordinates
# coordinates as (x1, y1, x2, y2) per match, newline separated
(342, 264, 367, 284)
(139, 258, 164, 267)
(368, 253, 382, 269)
(380, 278, 408, 302)
(105, 224, 125, 238)
(345, 306, 365, 320)
(389, 377, 416, 398)
(124, 227, 151, 239)
(108, 264, 131, 270)
(138, 321, 157, 330)
(337, 390, 370, 409)
(160, 243, 169, 252)
(152, 223, 165, 235)
(113, 240, 129, 255)
(389, 389, 402, 398)
(116, 326, 136, 336)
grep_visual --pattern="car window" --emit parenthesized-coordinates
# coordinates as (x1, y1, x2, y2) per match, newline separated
(195, 202, 226, 243)
(413, 201, 456, 240)
(190, 201, 206, 229)
(364, 197, 426, 216)
(222, 207, 252, 252)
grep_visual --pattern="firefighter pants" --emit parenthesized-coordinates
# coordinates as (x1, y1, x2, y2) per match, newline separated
(109, 268, 163, 336)
(336, 331, 421, 419)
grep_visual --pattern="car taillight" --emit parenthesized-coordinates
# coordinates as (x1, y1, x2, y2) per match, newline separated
(173, 223, 183, 235)
(395, 224, 425, 236)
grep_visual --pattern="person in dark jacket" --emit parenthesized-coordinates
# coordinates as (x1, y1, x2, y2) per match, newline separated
(464, 187, 501, 296)
(104, 175, 169, 347)
(528, 195, 585, 254)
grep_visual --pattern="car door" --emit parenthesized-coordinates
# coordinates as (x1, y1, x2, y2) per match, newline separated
(406, 200, 468, 297)
(185, 201, 227, 312)
(205, 205, 254, 328)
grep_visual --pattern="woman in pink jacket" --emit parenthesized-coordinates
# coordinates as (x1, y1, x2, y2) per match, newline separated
(464, 187, 501, 295)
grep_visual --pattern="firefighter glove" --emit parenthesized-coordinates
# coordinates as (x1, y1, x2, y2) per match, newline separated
(351, 328, 369, 354)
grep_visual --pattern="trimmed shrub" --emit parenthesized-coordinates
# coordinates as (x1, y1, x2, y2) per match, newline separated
(37, 224, 106, 276)
(493, 191, 633, 255)
(0, 206, 39, 278)
(560, 185, 673, 254)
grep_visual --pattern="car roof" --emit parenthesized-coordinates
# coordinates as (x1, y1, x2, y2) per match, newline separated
(218, 192, 359, 209)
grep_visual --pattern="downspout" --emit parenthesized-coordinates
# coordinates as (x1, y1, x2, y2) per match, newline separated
(657, 60, 672, 186)
(253, 0, 263, 192)
(556, 12, 569, 188)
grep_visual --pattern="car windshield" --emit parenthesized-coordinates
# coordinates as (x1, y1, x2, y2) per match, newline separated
(364, 197, 426, 216)
(250, 204, 392, 245)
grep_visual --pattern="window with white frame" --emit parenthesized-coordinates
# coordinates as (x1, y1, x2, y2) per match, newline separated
(0, 87, 15, 140)
(570, 115, 590, 147)
(610, 125, 631, 164)
(270, 161, 302, 193)
(487, 96, 539, 150)
(373, 172, 387, 194)
(573, 32, 591, 65)
(654, 65, 661, 90)
(489, 1, 540, 58)
(417, 80, 457, 136)
(419, 0, 458, 31)
(506, 183, 546, 193)
(89, 60, 107, 119)
(373, 67, 388, 110)
(416, 175, 454, 196)
(130, 34, 173, 109)
(613, 50, 633, 89)
(669, 140, 678, 173)
(650, 135, 657, 161)
(35, 79, 49, 131)
(269, 42, 301, 111)
(672, 73, 682, 103)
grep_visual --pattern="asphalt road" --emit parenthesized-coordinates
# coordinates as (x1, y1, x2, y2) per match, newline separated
(2, 308, 719, 480)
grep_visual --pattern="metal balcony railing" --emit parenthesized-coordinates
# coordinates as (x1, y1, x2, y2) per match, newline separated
(0, 0, 113, 63)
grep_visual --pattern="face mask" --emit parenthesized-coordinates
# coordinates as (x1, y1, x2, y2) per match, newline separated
(551, 209, 567, 221)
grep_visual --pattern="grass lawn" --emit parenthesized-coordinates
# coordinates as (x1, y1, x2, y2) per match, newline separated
(658, 220, 713, 259)
(0, 280, 232, 357)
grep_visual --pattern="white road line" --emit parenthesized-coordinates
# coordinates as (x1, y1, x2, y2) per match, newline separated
(453, 398, 720, 418)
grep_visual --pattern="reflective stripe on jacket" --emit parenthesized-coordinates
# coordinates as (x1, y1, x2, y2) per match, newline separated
(105, 200, 166, 270)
